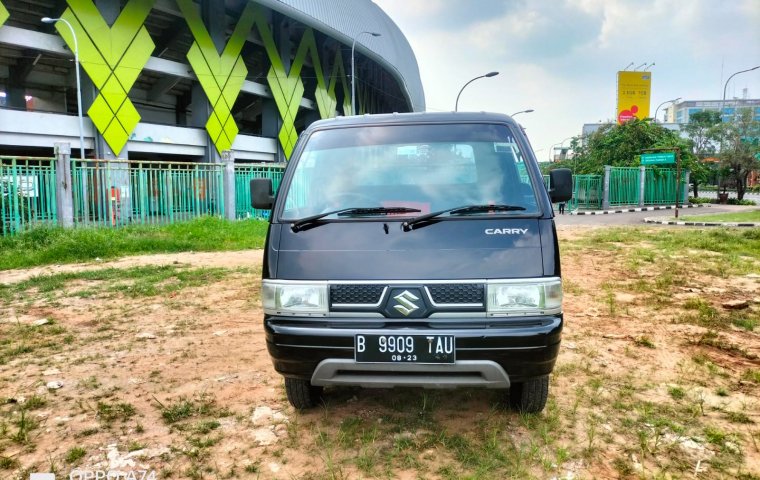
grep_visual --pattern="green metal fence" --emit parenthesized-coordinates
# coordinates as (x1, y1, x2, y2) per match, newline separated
(644, 168, 687, 205)
(71, 159, 225, 228)
(1, 156, 58, 235)
(234, 163, 286, 219)
(570, 174, 603, 210)
(608, 167, 640, 206)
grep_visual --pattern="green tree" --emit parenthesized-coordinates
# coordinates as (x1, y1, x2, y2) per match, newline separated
(681, 110, 722, 197)
(717, 108, 760, 200)
(550, 119, 697, 178)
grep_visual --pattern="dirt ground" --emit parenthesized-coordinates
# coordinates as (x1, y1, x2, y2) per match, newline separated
(1, 225, 759, 479)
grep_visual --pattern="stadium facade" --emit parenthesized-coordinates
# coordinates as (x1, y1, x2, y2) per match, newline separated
(0, 0, 425, 163)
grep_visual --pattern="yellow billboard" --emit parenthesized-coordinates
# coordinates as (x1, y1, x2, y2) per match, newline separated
(616, 71, 651, 124)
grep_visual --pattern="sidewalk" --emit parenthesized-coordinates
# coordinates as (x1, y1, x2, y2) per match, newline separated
(569, 204, 710, 216)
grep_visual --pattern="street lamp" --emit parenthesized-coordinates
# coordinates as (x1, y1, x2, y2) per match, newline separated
(510, 109, 534, 117)
(42, 16, 85, 161)
(653, 97, 681, 123)
(454, 71, 499, 112)
(721, 65, 760, 121)
(351, 31, 381, 116)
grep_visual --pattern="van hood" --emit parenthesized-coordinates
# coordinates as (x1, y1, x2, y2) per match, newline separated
(268, 218, 547, 280)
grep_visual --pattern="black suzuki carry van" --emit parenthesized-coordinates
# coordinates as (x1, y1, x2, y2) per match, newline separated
(251, 112, 572, 412)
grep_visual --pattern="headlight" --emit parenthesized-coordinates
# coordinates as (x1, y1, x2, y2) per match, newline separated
(262, 281, 328, 315)
(487, 278, 562, 315)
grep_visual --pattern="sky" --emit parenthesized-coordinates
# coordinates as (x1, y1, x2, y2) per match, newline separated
(372, 0, 760, 160)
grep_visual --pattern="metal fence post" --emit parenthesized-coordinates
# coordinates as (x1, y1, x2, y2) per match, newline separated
(638, 166, 646, 207)
(602, 165, 611, 210)
(54, 142, 74, 228)
(221, 150, 236, 221)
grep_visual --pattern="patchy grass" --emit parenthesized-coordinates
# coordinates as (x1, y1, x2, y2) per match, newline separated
(0, 216, 268, 270)
(680, 210, 760, 223)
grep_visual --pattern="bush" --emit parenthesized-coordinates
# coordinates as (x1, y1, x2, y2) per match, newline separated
(727, 199, 757, 206)
(689, 197, 713, 204)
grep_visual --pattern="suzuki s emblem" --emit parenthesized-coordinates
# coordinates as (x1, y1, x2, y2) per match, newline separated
(393, 290, 420, 316)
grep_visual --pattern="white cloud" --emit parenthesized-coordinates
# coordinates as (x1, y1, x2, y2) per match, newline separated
(374, 0, 760, 156)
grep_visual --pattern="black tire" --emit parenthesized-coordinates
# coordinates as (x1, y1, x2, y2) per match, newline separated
(508, 376, 549, 413)
(284, 378, 323, 410)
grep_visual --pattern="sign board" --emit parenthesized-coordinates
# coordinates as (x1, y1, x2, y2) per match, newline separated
(641, 152, 676, 165)
(617, 71, 652, 124)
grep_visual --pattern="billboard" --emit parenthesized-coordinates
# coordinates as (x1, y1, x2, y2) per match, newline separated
(616, 71, 651, 124)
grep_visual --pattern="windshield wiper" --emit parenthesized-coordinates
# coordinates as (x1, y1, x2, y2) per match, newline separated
(291, 207, 421, 232)
(402, 204, 526, 231)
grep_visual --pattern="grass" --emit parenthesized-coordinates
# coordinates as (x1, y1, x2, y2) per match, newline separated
(0, 265, 233, 304)
(0, 216, 269, 270)
(680, 210, 760, 223)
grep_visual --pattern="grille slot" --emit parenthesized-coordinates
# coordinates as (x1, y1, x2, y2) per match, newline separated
(427, 284, 484, 305)
(331, 285, 386, 305)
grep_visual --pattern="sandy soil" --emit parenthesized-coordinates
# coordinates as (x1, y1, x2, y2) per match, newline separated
(1, 225, 758, 479)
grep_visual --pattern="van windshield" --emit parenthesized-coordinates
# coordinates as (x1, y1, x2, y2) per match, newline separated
(280, 123, 542, 221)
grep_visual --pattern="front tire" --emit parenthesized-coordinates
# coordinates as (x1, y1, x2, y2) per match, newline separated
(508, 376, 549, 413)
(284, 378, 323, 410)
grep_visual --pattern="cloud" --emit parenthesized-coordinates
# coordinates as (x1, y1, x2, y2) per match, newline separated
(373, 0, 760, 156)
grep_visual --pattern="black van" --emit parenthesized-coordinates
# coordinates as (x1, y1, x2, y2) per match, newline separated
(251, 112, 572, 412)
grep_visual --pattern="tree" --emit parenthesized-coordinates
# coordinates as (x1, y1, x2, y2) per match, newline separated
(717, 108, 760, 200)
(549, 118, 697, 177)
(682, 110, 722, 197)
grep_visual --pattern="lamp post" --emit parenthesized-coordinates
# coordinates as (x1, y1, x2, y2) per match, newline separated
(721, 65, 760, 122)
(510, 109, 534, 117)
(454, 71, 499, 112)
(653, 97, 681, 123)
(351, 31, 381, 116)
(42, 17, 85, 161)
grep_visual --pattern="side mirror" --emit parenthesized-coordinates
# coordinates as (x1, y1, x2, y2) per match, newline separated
(548, 168, 572, 203)
(251, 178, 274, 210)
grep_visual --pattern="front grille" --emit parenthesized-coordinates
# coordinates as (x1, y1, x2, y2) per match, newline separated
(331, 285, 385, 305)
(427, 284, 484, 305)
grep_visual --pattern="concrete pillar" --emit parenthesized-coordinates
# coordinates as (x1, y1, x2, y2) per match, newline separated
(639, 166, 646, 207)
(683, 171, 690, 204)
(54, 143, 74, 228)
(221, 150, 236, 220)
(602, 165, 611, 210)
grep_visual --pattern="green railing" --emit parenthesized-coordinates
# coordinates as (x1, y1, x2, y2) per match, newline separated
(1, 156, 58, 235)
(645, 168, 687, 205)
(608, 167, 641, 206)
(234, 163, 286, 219)
(71, 159, 224, 228)
(570, 174, 603, 210)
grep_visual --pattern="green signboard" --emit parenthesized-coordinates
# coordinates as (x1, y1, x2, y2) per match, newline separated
(641, 152, 676, 165)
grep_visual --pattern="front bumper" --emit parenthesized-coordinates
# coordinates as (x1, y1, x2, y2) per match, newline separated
(265, 314, 563, 386)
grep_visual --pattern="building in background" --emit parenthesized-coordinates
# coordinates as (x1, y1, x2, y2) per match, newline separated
(0, 0, 424, 163)
(664, 98, 760, 124)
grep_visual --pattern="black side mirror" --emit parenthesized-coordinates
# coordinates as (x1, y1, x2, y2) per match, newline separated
(251, 178, 274, 210)
(548, 168, 573, 203)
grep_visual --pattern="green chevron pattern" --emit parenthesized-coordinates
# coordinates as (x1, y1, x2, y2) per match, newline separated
(0, 1, 9, 26)
(56, 0, 155, 155)
(328, 49, 352, 116)
(252, 6, 337, 159)
(177, 0, 255, 154)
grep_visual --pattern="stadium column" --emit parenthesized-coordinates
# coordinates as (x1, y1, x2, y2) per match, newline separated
(188, 0, 227, 163)
(95, 0, 131, 222)
(261, 12, 292, 163)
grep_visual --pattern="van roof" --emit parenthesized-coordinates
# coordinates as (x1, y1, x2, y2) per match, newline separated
(306, 111, 518, 131)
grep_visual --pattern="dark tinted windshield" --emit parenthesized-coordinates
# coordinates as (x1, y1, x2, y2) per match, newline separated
(281, 123, 540, 220)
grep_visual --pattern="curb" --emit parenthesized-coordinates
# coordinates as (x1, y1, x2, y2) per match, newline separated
(570, 204, 709, 216)
(643, 218, 760, 227)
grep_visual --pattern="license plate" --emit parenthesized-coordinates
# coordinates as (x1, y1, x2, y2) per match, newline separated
(355, 334, 455, 364)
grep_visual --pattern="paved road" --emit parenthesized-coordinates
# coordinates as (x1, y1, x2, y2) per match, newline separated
(553, 204, 757, 226)
(695, 190, 760, 202)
